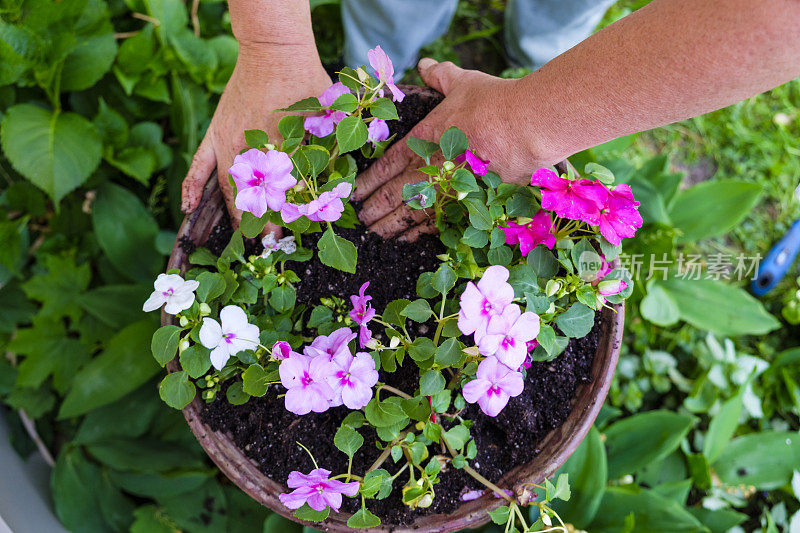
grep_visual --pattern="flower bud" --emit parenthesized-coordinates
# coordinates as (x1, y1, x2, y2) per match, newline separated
(457, 191, 468, 201)
(179, 316, 189, 327)
(291, 181, 306, 193)
(356, 66, 368, 82)
(199, 303, 211, 316)
(542, 513, 552, 527)
(443, 161, 455, 172)
(264, 143, 275, 151)
(179, 338, 190, 352)
(418, 494, 433, 508)
(389, 336, 401, 349)
(365, 338, 381, 350)
(545, 279, 562, 297)
(597, 279, 628, 296)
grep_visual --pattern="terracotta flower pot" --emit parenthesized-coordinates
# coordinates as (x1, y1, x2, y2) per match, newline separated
(164, 86, 623, 532)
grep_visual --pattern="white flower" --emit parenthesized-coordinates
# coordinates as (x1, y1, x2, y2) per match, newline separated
(199, 305, 260, 370)
(143, 273, 199, 315)
(261, 233, 297, 258)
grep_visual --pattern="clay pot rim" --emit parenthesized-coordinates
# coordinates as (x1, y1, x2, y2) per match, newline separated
(164, 87, 622, 532)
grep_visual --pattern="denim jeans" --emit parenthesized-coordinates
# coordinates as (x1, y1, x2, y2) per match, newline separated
(341, 0, 617, 73)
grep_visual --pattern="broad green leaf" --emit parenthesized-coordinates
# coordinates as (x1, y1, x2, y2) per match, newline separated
(462, 198, 493, 230)
(239, 211, 268, 239)
(714, 432, 800, 490)
(52, 446, 111, 533)
(687, 508, 746, 533)
(439, 126, 468, 160)
(336, 115, 368, 153)
(402, 181, 437, 209)
(195, 271, 226, 303)
(58, 320, 159, 419)
(604, 410, 696, 478)
(555, 303, 594, 338)
(420, 369, 445, 395)
(369, 97, 398, 120)
(406, 137, 439, 164)
(151, 325, 181, 366)
(1, 104, 101, 203)
(347, 506, 381, 528)
(61, 0, 118, 92)
(443, 425, 470, 450)
(22, 254, 90, 323)
(241, 364, 270, 396)
(78, 284, 151, 328)
(401, 299, 433, 322)
(331, 92, 358, 113)
(244, 129, 269, 148)
(434, 337, 464, 367)
(703, 389, 743, 463)
(588, 486, 706, 533)
(528, 247, 558, 278)
(669, 181, 763, 241)
(640, 283, 680, 327)
(551, 427, 607, 528)
(334, 425, 364, 458)
(364, 397, 408, 427)
(318, 227, 357, 274)
(158, 371, 196, 410)
(293, 503, 329, 522)
(431, 263, 456, 294)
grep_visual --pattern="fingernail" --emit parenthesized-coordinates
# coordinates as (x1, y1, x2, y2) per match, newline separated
(417, 57, 436, 70)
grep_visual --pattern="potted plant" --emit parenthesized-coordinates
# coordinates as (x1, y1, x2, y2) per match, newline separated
(145, 47, 638, 532)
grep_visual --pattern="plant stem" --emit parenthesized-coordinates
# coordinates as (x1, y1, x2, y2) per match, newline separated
(441, 439, 513, 503)
(377, 384, 412, 399)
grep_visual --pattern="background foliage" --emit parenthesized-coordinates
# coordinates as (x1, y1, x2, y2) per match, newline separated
(1, 0, 799, 531)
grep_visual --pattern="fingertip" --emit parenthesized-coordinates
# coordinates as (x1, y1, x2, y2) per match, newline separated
(417, 57, 437, 71)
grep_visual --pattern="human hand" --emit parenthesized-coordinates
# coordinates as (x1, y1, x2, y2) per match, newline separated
(181, 46, 331, 228)
(353, 58, 560, 241)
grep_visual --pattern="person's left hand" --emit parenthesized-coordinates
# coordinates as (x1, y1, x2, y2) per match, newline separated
(353, 58, 560, 241)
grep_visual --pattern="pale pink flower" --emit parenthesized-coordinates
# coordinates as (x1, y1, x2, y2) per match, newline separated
(304, 327, 357, 362)
(597, 183, 643, 246)
(272, 340, 300, 361)
(278, 468, 360, 512)
(279, 354, 335, 415)
(455, 150, 489, 177)
(367, 45, 405, 102)
(367, 118, 390, 145)
(592, 258, 612, 285)
(143, 273, 199, 315)
(349, 282, 376, 348)
(327, 351, 379, 409)
(229, 148, 297, 218)
(477, 304, 540, 370)
(529, 168, 607, 225)
(462, 356, 524, 417)
(458, 265, 515, 341)
(304, 82, 351, 137)
(501, 210, 555, 256)
(281, 183, 353, 223)
(597, 278, 628, 296)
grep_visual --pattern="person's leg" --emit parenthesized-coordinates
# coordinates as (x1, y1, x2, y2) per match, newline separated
(505, 0, 617, 69)
(341, 0, 458, 73)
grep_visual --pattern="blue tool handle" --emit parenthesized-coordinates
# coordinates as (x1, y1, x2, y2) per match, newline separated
(752, 219, 800, 296)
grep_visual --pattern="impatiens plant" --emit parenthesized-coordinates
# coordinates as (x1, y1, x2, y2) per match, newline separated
(144, 46, 640, 530)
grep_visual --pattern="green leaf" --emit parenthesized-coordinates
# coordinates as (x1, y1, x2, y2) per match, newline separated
(159, 371, 196, 410)
(334, 425, 364, 458)
(604, 410, 696, 478)
(555, 303, 595, 338)
(588, 486, 706, 533)
(528, 247, 559, 278)
(331, 92, 358, 112)
(239, 211, 268, 239)
(369, 97, 399, 120)
(714, 432, 800, 490)
(22, 254, 90, 323)
(179, 345, 211, 379)
(640, 283, 680, 327)
(551, 427, 606, 528)
(439, 126, 468, 160)
(361, 469, 392, 499)
(195, 271, 226, 303)
(461, 227, 489, 248)
(402, 181, 437, 209)
(244, 129, 269, 148)
(269, 285, 296, 313)
(703, 389, 743, 463)
(364, 397, 409, 427)
(443, 425, 470, 450)
(431, 263, 457, 294)
(1, 104, 102, 203)
(659, 277, 779, 336)
(687, 508, 746, 533)
(152, 325, 181, 366)
(59, 320, 159, 419)
(488, 505, 510, 525)
(318, 227, 357, 273)
(93, 182, 161, 281)
(241, 364, 270, 396)
(280, 97, 322, 112)
(408, 337, 436, 362)
(584, 162, 615, 184)
(406, 136, 439, 164)
(336, 115, 369, 153)
(226, 381, 249, 405)
(462, 198, 493, 230)
(293, 503, 329, 522)
(347, 506, 381, 528)
(420, 369, 445, 395)
(52, 446, 111, 533)
(434, 337, 464, 367)
(669, 181, 763, 241)
(401, 299, 433, 322)
(278, 115, 304, 140)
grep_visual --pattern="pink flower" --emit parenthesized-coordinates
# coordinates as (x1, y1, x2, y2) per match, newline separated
(501, 210, 555, 256)
(281, 182, 353, 223)
(272, 341, 300, 361)
(304, 82, 351, 137)
(597, 183, 643, 246)
(278, 468, 360, 512)
(530, 168, 607, 225)
(462, 356, 524, 417)
(327, 351, 379, 409)
(368, 45, 405, 102)
(477, 304, 540, 370)
(592, 258, 612, 285)
(597, 278, 628, 296)
(304, 327, 357, 362)
(279, 354, 335, 415)
(229, 149, 297, 218)
(367, 118, 390, 145)
(349, 282, 376, 348)
(455, 150, 490, 177)
(458, 265, 515, 342)
(520, 340, 539, 370)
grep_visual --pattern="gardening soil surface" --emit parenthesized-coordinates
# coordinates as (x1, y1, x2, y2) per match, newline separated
(192, 86, 601, 525)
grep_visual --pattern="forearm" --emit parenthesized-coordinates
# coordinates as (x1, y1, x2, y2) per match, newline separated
(228, 0, 319, 64)
(521, 0, 800, 163)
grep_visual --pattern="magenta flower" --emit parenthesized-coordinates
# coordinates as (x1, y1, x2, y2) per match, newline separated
(501, 210, 555, 256)
(597, 278, 628, 296)
(592, 257, 612, 285)
(462, 356, 524, 417)
(304, 82, 351, 137)
(367, 118, 390, 145)
(272, 340, 300, 361)
(477, 304, 540, 370)
(597, 183, 643, 246)
(279, 354, 335, 415)
(367, 45, 405, 102)
(458, 265, 515, 342)
(304, 327, 357, 362)
(281, 182, 353, 223)
(327, 351, 379, 409)
(229, 148, 297, 218)
(520, 340, 539, 370)
(455, 150, 490, 177)
(529, 168, 607, 225)
(278, 468, 360, 512)
(349, 282, 376, 348)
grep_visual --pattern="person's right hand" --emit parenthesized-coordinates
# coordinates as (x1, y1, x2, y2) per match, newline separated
(181, 45, 331, 227)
